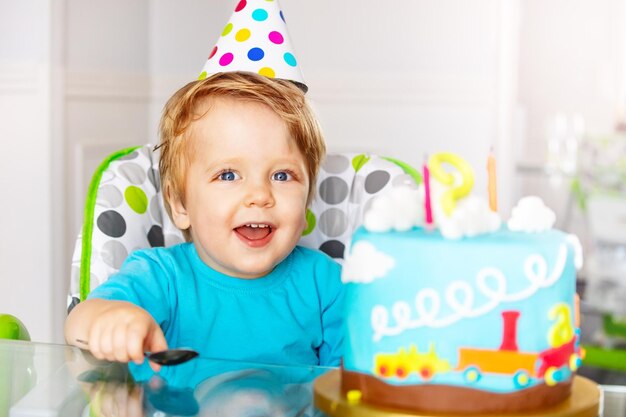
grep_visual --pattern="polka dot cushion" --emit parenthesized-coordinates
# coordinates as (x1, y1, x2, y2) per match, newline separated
(67, 146, 421, 312)
(299, 153, 421, 260)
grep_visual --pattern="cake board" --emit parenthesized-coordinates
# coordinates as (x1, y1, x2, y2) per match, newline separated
(314, 370, 601, 417)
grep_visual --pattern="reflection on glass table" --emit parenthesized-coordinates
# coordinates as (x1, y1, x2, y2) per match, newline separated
(5, 338, 626, 417)
(2, 338, 331, 417)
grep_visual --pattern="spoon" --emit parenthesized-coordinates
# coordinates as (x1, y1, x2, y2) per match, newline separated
(75, 338, 199, 366)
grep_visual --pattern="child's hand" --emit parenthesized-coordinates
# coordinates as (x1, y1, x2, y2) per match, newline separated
(67, 299, 168, 369)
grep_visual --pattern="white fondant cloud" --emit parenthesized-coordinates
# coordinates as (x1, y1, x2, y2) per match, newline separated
(342, 241, 395, 284)
(438, 197, 502, 240)
(507, 196, 556, 233)
(363, 186, 423, 232)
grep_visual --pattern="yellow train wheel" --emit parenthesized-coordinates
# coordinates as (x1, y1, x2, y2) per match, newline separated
(545, 366, 559, 386)
(513, 370, 532, 388)
(569, 353, 582, 371)
(463, 366, 481, 384)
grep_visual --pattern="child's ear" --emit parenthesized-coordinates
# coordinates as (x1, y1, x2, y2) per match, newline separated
(166, 186, 191, 230)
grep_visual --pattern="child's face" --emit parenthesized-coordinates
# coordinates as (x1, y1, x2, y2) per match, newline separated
(170, 97, 309, 279)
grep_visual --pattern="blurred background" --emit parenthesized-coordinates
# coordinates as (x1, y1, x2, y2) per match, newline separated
(0, 0, 625, 346)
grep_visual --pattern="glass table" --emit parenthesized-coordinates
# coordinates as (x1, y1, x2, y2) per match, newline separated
(1, 339, 331, 417)
(2, 338, 626, 417)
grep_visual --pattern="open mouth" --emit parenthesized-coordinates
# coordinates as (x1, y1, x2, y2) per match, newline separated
(234, 223, 273, 243)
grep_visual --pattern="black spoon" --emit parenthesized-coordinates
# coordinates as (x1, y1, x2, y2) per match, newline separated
(75, 338, 199, 366)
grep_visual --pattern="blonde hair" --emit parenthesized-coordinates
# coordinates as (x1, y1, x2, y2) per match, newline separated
(157, 71, 325, 241)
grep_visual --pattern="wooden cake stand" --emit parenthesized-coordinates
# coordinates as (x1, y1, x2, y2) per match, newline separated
(314, 370, 601, 417)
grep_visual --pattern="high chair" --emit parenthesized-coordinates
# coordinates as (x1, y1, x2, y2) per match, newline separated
(67, 145, 421, 310)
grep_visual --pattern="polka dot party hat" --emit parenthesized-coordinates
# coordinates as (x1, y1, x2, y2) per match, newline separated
(198, 0, 307, 92)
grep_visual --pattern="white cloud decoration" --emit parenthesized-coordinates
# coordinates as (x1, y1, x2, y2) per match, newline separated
(342, 241, 396, 284)
(438, 196, 502, 239)
(363, 186, 423, 232)
(507, 196, 556, 233)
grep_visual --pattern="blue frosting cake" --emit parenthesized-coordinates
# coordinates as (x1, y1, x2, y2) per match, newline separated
(340, 190, 584, 413)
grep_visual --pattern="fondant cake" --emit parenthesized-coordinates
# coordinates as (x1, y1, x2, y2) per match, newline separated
(339, 153, 584, 414)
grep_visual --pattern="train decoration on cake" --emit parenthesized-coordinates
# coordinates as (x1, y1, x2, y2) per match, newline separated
(373, 305, 584, 387)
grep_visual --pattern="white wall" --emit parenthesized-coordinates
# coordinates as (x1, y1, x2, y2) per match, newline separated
(516, 0, 626, 244)
(0, 1, 56, 342)
(149, 0, 519, 208)
(518, 0, 625, 162)
(65, 0, 151, 239)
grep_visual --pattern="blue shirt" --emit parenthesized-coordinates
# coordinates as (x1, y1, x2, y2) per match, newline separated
(88, 243, 344, 366)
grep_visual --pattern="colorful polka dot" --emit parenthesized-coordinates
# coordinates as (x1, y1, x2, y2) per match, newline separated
(258, 67, 275, 78)
(222, 23, 233, 36)
(268, 31, 284, 44)
(208, 46, 218, 60)
(352, 154, 371, 172)
(198, 71, 207, 80)
(194, 0, 307, 90)
(125, 186, 148, 214)
(283, 52, 297, 67)
(302, 209, 316, 236)
(320, 240, 345, 259)
(101, 240, 128, 269)
(235, 28, 251, 42)
(147, 168, 160, 192)
(248, 47, 264, 61)
(365, 171, 391, 194)
(234, 0, 247, 12)
(148, 225, 165, 247)
(320, 177, 349, 204)
(320, 208, 348, 237)
(323, 154, 351, 174)
(97, 210, 126, 238)
(219, 52, 234, 66)
(252, 9, 268, 21)
(68, 297, 79, 312)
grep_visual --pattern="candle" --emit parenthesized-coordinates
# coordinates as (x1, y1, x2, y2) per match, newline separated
(423, 155, 433, 228)
(487, 148, 497, 212)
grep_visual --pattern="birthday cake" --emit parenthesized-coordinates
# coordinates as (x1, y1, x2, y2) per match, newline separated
(339, 153, 584, 414)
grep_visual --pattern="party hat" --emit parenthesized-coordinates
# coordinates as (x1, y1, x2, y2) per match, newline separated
(198, 0, 307, 92)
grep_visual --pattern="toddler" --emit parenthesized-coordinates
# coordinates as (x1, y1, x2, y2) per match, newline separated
(65, 71, 344, 368)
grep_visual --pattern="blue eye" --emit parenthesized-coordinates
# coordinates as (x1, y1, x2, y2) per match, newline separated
(273, 171, 292, 181)
(219, 171, 239, 181)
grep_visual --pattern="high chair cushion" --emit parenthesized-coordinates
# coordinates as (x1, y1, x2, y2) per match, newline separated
(67, 145, 421, 310)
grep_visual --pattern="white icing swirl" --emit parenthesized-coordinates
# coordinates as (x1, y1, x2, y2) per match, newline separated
(370, 244, 568, 341)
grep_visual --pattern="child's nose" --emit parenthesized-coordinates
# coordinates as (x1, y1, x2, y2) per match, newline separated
(244, 179, 275, 207)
